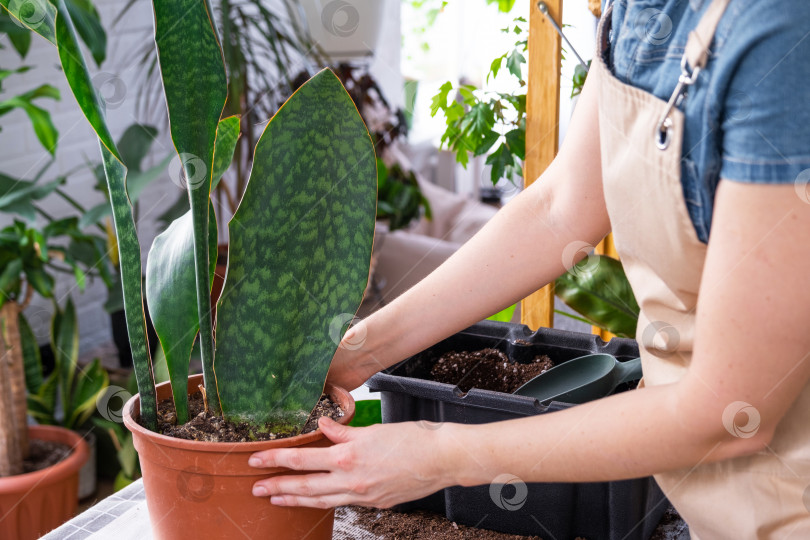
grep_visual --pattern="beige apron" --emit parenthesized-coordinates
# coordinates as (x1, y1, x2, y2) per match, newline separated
(596, 1, 810, 537)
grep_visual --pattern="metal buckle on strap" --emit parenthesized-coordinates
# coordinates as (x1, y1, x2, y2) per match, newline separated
(655, 55, 701, 150)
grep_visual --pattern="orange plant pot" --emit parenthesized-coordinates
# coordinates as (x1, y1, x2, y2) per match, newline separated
(0, 425, 89, 540)
(124, 374, 355, 540)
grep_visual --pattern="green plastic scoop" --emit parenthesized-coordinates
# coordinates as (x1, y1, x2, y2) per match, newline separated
(513, 354, 642, 404)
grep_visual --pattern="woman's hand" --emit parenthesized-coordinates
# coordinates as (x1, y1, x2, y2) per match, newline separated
(248, 417, 451, 509)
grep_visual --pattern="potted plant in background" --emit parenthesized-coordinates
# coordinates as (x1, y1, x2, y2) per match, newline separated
(5, 2, 376, 540)
(0, 216, 101, 539)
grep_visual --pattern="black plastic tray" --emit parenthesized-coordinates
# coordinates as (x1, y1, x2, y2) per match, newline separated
(367, 320, 667, 539)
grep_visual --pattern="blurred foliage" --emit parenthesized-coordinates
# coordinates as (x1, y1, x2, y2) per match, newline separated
(349, 399, 382, 427)
(431, 16, 528, 186)
(24, 298, 110, 430)
(555, 255, 640, 338)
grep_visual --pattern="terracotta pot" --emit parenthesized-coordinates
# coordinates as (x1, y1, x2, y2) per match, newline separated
(0, 425, 89, 540)
(124, 374, 355, 540)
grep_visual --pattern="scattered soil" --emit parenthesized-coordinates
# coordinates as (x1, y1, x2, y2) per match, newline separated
(23, 439, 71, 474)
(146, 392, 344, 443)
(430, 348, 554, 393)
(346, 506, 548, 539)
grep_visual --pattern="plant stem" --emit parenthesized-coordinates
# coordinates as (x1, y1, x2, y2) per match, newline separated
(188, 187, 220, 414)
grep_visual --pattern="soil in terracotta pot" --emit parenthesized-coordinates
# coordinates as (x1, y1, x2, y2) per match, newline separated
(147, 391, 344, 442)
(346, 506, 574, 539)
(22, 439, 72, 473)
(429, 348, 554, 393)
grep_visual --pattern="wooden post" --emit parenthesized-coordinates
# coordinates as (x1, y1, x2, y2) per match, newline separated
(522, 0, 562, 330)
(594, 234, 619, 340)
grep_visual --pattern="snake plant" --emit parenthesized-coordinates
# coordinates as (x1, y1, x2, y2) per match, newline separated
(2, 0, 376, 431)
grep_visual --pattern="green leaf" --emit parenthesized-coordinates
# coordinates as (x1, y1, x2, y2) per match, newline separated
(0, 0, 57, 46)
(349, 400, 381, 427)
(0, 11, 32, 57)
(0, 174, 64, 212)
(18, 312, 43, 394)
(24, 266, 54, 297)
(459, 102, 495, 139)
(473, 130, 500, 157)
(152, 0, 227, 411)
(65, 357, 108, 429)
(487, 304, 516, 322)
(52, 297, 79, 417)
(27, 372, 57, 424)
(485, 143, 515, 184)
(506, 49, 525, 79)
(118, 124, 159, 173)
(215, 69, 377, 426)
(489, 54, 506, 82)
(126, 154, 172, 203)
(64, 0, 106, 66)
(504, 128, 525, 160)
(0, 87, 60, 154)
(554, 255, 640, 338)
(430, 81, 452, 116)
(211, 115, 240, 190)
(0, 259, 22, 306)
(145, 206, 217, 424)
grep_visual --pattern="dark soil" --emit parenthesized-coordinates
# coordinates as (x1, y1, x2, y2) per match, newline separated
(147, 392, 344, 443)
(23, 439, 71, 474)
(346, 506, 549, 539)
(430, 348, 554, 393)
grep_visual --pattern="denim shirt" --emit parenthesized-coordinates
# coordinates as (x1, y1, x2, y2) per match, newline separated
(602, 0, 810, 242)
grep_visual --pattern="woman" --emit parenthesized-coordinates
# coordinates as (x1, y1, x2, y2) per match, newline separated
(249, 0, 810, 536)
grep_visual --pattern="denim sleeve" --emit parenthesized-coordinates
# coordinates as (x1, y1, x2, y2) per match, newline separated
(718, 0, 810, 184)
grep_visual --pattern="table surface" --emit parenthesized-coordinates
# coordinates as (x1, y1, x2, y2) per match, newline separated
(42, 479, 690, 540)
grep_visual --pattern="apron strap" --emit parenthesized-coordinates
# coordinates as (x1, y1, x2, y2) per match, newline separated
(684, 0, 732, 71)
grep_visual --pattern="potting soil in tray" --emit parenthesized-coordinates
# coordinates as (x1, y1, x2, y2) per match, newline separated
(23, 439, 72, 474)
(429, 348, 554, 393)
(149, 392, 344, 442)
(345, 506, 559, 540)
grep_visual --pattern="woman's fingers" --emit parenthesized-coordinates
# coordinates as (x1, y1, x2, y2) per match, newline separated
(268, 492, 369, 509)
(249, 446, 334, 471)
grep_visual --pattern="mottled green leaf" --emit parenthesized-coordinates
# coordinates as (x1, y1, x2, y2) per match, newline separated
(211, 115, 240, 190)
(215, 69, 377, 426)
(555, 255, 640, 338)
(152, 0, 227, 411)
(146, 205, 217, 424)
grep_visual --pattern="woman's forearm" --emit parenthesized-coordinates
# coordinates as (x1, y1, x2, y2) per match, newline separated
(437, 380, 767, 487)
